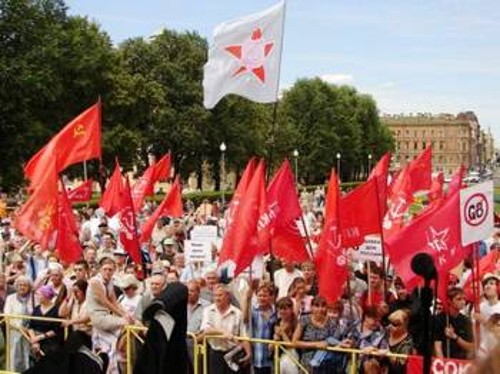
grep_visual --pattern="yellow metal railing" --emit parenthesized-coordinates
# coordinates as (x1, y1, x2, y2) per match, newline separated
(1, 313, 415, 374)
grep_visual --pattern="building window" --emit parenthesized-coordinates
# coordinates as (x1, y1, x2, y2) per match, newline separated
(422, 141, 426, 149)
(397, 130, 401, 136)
(414, 130, 418, 137)
(440, 141, 444, 150)
(405, 141, 409, 149)
(414, 142, 418, 150)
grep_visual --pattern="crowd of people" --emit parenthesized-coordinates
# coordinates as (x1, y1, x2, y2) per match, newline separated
(0, 188, 499, 374)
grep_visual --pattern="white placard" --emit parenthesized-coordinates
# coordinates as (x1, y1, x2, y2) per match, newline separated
(354, 235, 383, 262)
(460, 181, 494, 246)
(191, 225, 219, 241)
(184, 240, 213, 265)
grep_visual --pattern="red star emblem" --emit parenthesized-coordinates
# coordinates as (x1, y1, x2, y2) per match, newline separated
(224, 28, 275, 83)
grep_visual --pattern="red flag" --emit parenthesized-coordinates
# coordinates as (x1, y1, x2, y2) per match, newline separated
(117, 178, 142, 266)
(428, 172, 444, 203)
(15, 160, 59, 248)
(140, 177, 183, 243)
(263, 160, 309, 262)
(218, 161, 267, 277)
(99, 160, 124, 217)
(383, 147, 433, 238)
(67, 179, 93, 203)
(225, 157, 258, 228)
(25, 102, 101, 186)
(408, 146, 432, 192)
(383, 168, 413, 238)
(56, 185, 83, 263)
(463, 249, 500, 302)
(385, 190, 466, 290)
(447, 165, 465, 197)
(144, 152, 172, 196)
(368, 153, 391, 219)
(315, 169, 348, 304)
(152, 152, 172, 182)
(340, 178, 381, 248)
(131, 165, 156, 212)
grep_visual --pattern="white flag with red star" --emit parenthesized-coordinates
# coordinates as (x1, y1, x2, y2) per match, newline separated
(203, 1, 285, 109)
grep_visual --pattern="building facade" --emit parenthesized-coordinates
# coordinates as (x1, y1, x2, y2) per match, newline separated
(381, 112, 492, 175)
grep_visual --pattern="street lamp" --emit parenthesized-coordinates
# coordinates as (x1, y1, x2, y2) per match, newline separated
(336, 152, 341, 179)
(293, 149, 299, 184)
(220, 142, 227, 206)
(368, 154, 373, 176)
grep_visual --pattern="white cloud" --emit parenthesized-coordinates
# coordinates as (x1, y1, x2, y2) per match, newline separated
(320, 74, 354, 85)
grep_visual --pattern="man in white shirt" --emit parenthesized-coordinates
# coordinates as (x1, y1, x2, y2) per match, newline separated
(274, 259, 303, 299)
(201, 284, 251, 373)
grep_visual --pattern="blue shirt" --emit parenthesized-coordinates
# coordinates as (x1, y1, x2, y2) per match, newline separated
(251, 306, 277, 368)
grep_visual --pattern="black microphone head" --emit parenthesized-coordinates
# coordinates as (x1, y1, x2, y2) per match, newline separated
(411, 252, 437, 280)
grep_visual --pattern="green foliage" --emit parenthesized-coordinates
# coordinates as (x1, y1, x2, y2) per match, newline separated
(277, 78, 394, 184)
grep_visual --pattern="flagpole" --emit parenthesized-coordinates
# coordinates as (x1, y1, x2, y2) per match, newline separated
(83, 161, 88, 181)
(374, 180, 389, 299)
(472, 242, 481, 353)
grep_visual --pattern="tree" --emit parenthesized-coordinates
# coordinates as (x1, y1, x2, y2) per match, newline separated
(0, 0, 114, 189)
(278, 78, 393, 184)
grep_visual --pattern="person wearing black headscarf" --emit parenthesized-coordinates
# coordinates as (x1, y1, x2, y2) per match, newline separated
(134, 281, 189, 374)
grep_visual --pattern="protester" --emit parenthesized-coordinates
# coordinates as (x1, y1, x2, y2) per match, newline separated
(59, 279, 91, 335)
(27, 285, 63, 360)
(386, 309, 414, 373)
(274, 259, 302, 300)
(242, 282, 276, 374)
(200, 284, 251, 374)
(433, 287, 474, 359)
(3, 275, 34, 372)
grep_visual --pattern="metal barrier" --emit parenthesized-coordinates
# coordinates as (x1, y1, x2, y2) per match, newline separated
(1, 313, 413, 374)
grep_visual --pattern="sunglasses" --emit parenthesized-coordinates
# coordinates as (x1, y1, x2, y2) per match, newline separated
(388, 320, 402, 327)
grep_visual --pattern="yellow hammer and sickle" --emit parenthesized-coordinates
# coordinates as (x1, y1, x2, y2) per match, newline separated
(38, 204, 55, 231)
(74, 124, 86, 138)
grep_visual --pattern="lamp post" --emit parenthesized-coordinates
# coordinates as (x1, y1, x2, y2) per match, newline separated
(293, 149, 299, 184)
(336, 152, 341, 179)
(368, 154, 373, 176)
(220, 142, 226, 206)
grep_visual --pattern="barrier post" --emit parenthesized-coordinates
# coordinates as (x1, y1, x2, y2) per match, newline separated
(350, 351, 357, 374)
(126, 326, 132, 374)
(203, 336, 208, 374)
(5, 315, 10, 371)
(274, 341, 279, 374)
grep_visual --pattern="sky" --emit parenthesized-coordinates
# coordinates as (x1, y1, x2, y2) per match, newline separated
(66, 0, 500, 145)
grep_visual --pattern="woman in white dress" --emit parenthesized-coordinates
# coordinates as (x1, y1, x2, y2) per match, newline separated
(3, 275, 34, 372)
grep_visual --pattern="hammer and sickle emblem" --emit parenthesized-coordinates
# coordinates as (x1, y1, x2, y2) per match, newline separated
(74, 124, 86, 137)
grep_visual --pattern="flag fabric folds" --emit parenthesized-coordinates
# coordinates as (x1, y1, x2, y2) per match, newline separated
(218, 161, 267, 277)
(263, 160, 309, 262)
(15, 160, 59, 248)
(100, 160, 124, 217)
(383, 147, 432, 237)
(203, 1, 285, 109)
(368, 153, 391, 220)
(117, 178, 142, 266)
(140, 176, 183, 243)
(67, 179, 93, 203)
(57, 185, 83, 263)
(225, 157, 258, 230)
(133, 153, 172, 211)
(385, 189, 466, 291)
(315, 169, 348, 304)
(24, 102, 101, 187)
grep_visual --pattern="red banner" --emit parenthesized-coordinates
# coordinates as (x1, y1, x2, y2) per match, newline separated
(407, 355, 473, 373)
